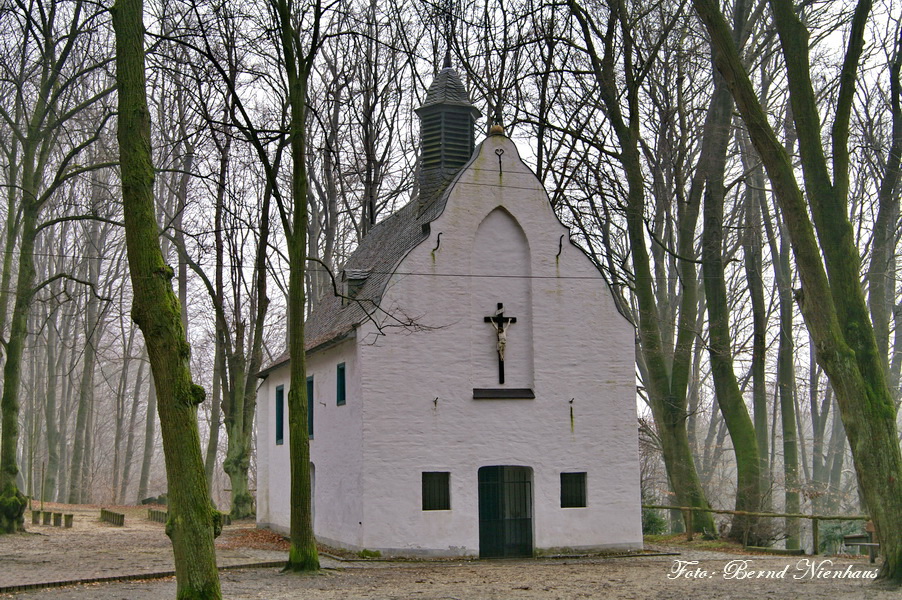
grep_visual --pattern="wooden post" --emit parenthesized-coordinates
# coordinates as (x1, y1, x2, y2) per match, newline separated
(865, 520, 877, 564)
(683, 509, 694, 542)
(40, 461, 45, 512)
(811, 517, 819, 555)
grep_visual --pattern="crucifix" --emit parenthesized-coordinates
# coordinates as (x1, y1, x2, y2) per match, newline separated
(484, 303, 516, 384)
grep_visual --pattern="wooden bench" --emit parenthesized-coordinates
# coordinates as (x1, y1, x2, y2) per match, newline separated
(843, 521, 879, 564)
(147, 508, 168, 524)
(100, 508, 125, 527)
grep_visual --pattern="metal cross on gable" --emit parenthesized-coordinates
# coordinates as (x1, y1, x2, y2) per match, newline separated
(484, 303, 516, 384)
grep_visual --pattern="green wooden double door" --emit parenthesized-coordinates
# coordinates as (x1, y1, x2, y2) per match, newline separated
(478, 466, 533, 558)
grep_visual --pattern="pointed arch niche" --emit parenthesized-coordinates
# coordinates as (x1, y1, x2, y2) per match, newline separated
(469, 207, 534, 392)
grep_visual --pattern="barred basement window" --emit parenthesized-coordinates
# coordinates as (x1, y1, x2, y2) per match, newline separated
(422, 472, 451, 511)
(560, 472, 587, 508)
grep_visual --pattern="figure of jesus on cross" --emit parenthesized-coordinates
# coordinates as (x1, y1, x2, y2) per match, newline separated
(485, 303, 516, 384)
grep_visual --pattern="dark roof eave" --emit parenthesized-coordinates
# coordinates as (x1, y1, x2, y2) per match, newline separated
(256, 328, 357, 379)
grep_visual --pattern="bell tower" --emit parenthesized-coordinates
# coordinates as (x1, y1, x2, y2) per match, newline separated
(415, 52, 481, 205)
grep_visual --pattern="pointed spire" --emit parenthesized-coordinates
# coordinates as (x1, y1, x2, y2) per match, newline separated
(443, 48, 452, 70)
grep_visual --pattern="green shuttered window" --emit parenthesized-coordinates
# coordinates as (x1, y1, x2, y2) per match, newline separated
(560, 472, 587, 508)
(307, 376, 314, 438)
(422, 472, 451, 511)
(337, 363, 346, 406)
(275, 385, 284, 446)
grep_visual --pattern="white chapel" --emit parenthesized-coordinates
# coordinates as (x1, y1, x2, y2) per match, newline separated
(255, 60, 642, 557)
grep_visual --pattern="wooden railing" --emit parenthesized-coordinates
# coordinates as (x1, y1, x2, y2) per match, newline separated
(642, 504, 869, 555)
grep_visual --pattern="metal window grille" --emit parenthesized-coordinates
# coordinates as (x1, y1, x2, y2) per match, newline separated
(560, 472, 587, 508)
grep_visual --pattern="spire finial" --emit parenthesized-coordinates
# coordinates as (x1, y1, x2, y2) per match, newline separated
(440, 0, 455, 70)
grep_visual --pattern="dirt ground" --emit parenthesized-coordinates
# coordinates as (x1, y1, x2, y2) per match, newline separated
(0, 503, 896, 600)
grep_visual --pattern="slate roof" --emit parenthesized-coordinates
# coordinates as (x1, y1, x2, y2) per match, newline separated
(417, 66, 475, 111)
(259, 65, 480, 377)
(258, 152, 478, 377)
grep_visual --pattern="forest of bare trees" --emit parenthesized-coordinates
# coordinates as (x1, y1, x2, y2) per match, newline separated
(1, 0, 900, 595)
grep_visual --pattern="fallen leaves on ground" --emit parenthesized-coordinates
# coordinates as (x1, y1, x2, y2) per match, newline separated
(216, 527, 290, 551)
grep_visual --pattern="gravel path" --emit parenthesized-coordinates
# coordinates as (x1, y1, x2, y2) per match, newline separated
(0, 503, 893, 599)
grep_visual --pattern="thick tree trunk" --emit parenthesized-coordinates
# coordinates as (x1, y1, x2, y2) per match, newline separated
(697, 0, 764, 543)
(112, 1, 222, 595)
(223, 364, 254, 518)
(702, 178, 764, 541)
(0, 203, 35, 533)
(694, 0, 902, 581)
(274, 0, 320, 570)
(568, 0, 716, 535)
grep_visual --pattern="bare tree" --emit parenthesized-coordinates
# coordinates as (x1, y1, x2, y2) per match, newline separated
(694, 0, 902, 581)
(112, 0, 222, 595)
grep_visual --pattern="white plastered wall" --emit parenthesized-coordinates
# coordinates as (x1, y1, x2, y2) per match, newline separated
(354, 134, 642, 555)
(255, 338, 365, 549)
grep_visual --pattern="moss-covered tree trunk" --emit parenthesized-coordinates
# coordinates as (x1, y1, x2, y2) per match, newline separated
(273, 0, 320, 571)
(568, 0, 716, 535)
(0, 203, 35, 533)
(775, 231, 800, 549)
(702, 172, 764, 542)
(112, 0, 222, 596)
(694, 0, 902, 582)
(741, 152, 771, 504)
(696, 0, 765, 543)
(222, 361, 254, 519)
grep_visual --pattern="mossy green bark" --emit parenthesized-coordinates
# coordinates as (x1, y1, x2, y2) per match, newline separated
(568, 0, 716, 535)
(112, 0, 222, 596)
(0, 203, 37, 534)
(273, 0, 320, 572)
(694, 0, 902, 583)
